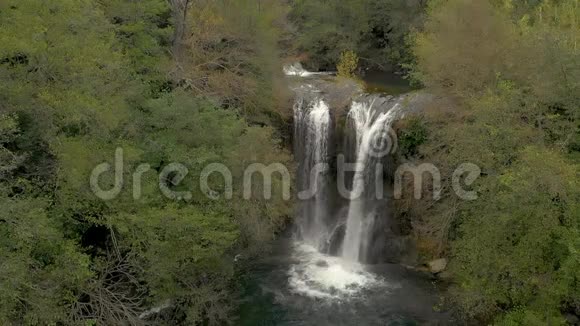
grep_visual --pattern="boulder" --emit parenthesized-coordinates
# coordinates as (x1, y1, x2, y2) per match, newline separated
(427, 258, 448, 274)
(315, 260, 329, 268)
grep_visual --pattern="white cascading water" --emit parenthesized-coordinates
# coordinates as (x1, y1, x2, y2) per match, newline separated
(287, 65, 417, 300)
(293, 97, 331, 249)
(341, 100, 402, 262)
(284, 62, 334, 77)
(288, 242, 384, 299)
(290, 80, 386, 299)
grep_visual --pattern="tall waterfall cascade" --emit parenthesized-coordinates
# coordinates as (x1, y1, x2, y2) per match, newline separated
(293, 95, 331, 250)
(341, 99, 403, 262)
(285, 64, 429, 299)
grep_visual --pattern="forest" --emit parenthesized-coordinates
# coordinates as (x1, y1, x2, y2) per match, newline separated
(0, 0, 578, 325)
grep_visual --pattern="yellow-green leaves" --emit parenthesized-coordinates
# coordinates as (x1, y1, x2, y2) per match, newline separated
(337, 50, 359, 79)
(409, 0, 580, 322)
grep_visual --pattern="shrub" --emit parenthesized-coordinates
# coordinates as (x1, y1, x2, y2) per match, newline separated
(337, 50, 359, 78)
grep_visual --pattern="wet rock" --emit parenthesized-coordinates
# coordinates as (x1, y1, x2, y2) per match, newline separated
(372, 234, 418, 265)
(316, 260, 329, 268)
(328, 286, 338, 296)
(428, 258, 448, 274)
(326, 218, 346, 256)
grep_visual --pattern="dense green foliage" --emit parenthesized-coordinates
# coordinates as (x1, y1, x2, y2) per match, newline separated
(177, 0, 291, 123)
(402, 0, 579, 323)
(336, 50, 360, 78)
(0, 0, 291, 324)
(396, 117, 428, 158)
(289, 0, 427, 71)
(2, 0, 578, 324)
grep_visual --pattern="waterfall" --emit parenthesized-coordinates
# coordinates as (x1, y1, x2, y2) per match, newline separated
(294, 96, 331, 250)
(341, 99, 402, 262)
(284, 62, 335, 77)
(293, 90, 405, 262)
(287, 64, 428, 299)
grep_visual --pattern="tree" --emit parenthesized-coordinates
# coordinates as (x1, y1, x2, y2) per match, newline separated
(171, 0, 290, 122)
(289, 0, 428, 71)
(337, 50, 360, 78)
(406, 0, 580, 322)
(0, 196, 91, 325)
(451, 148, 579, 323)
(0, 0, 293, 324)
(99, 0, 173, 93)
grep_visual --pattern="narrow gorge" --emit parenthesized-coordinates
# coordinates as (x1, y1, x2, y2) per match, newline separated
(239, 65, 449, 325)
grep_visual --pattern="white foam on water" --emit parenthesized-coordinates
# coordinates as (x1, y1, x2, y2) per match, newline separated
(288, 242, 386, 299)
(284, 62, 334, 77)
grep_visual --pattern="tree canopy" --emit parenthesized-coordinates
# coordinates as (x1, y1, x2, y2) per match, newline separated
(400, 0, 580, 323)
(0, 0, 291, 324)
